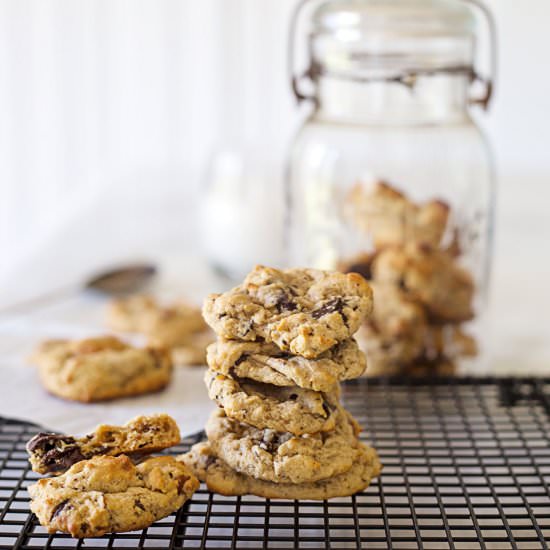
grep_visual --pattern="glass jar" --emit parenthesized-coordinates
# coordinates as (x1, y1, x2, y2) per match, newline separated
(287, 0, 497, 376)
(200, 146, 285, 282)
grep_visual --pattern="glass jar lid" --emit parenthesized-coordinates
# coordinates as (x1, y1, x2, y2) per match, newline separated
(289, 0, 496, 108)
(311, 0, 475, 77)
(312, 0, 476, 39)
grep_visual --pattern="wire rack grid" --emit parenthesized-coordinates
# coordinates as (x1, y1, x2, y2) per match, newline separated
(1, 377, 550, 549)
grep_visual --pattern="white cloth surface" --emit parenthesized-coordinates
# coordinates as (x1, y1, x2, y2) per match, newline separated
(0, 265, 221, 437)
(0, 361, 213, 437)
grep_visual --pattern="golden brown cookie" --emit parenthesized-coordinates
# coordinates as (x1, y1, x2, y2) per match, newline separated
(107, 295, 213, 366)
(28, 455, 199, 538)
(358, 282, 427, 375)
(31, 336, 172, 402)
(179, 441, 381, 500)
(346, 180, 449, 249)
(203, 265, 373, 358)
(206, 408, 362, 484)
(27, 414, 181, 475)
(207, 338, 366, 392)
(205, 370, 339, 436)
(106, 295, 158, 332)
(372, 244, 475, 322)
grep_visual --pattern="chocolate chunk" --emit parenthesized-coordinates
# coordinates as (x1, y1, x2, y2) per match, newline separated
(234, 354, 248, 366)
(204, 455, 216, 468)
(288, 394, 298, 401)
(275, 293, 297, 313)
(50, 499, 70, 521)
(240, 319, 254, 337)
(134, 498, 146, 511)
(311, 298, 345, 319)
(322, 401, 334, 417)
(27, 433, 76, 453)
(275, 352, 293, 360)
(91, 445, 110, 455)
(258, 430, 280, 453)
(176, 475, 191, 495)
(43, 446, 86, 473)
(101, 431, 115, 442)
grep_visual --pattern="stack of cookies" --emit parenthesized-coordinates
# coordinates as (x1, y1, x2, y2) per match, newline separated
(343, 180, 478, 376)
(180, 265, 382, 499)
(26, 415, 199, 538)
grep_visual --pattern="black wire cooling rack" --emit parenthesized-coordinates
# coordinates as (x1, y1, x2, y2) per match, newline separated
(1, 377, 550, 549)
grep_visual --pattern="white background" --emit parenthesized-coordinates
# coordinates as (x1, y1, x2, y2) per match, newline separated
(0, 0, 548, 370)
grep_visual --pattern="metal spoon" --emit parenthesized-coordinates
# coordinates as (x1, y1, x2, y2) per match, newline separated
(85, 264, 157, 295)
(0, 263, 157, 316)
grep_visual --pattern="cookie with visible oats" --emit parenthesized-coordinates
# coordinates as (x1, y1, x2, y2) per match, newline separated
(203, 265, 373, 359)
(106, 295, 158, 332)
(107, 295, 213, 366)
(206, 338, 366, 393)
(28, 455, 199, 538)
(31, 336, 172, 402)
(358, 282, 427, 375)
(346, 180, 450, 248)
(206, 407, 361, 484)
(26, 414, 180, 475)
(179, 441, 381, 500)
(205, 370, 339, 436)
(372, 244, 475, 322)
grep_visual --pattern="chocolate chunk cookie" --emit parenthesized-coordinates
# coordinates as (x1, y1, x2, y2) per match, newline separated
(373, 244, 475, 322)
(346, 180, 450, 248)
(359, 325, 425, 376)
(107, 295, 213, 366)
(31, 336, 172, 402)
(28, 455, 199, 538)
(358, 282, 427, 375)
(203, 265, 373, 358)
(207, 338, 366, 392)
(180, 441, 381, 500)
(106, 295, 158, 332)
(27, 414, 180, 475)
(206, 408, 362, 484)
(205, 370, 339, 435)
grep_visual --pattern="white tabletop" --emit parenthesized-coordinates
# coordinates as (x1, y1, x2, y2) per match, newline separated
(0, 255, 222, 436)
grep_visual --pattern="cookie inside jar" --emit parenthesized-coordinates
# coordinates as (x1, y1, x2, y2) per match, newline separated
(340, 180, 481, 377)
